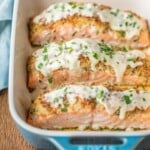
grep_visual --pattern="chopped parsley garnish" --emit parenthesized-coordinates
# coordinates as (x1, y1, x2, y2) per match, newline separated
(54, 4, 58, 9)
(110, 9, 119, 16)
(38, 63, 43, 69)
(142, 98, 146, 101)
(48, 77, 52, 84)
(120, 31, 126, 37)
(122, 47, 128, 52)
(61, 5, 65, 11)
(71, 42, 76, 45)
(103, 57, 107, 62)
(58, 45, 63, 51)
(97, 90, 104, 99)
(130, 93, 133, 97)
(67, 47, 73, 52)
(53, 97, 59, 103)
(48, 10, 51, 13)
(79, 6, 84, 9)
(61, 102, 69, 112)
(127, 58, 136, 62)
(125, 21, 129, 26)
(123, 95, 132, 104)
(43, 55, 48, 61)
(127, 14, 133, 19)
(132, 22, 137, 28)
(64, 88, 68, 94)
(84, 45, 88, 49)
(93, 52, 99, 59)
(98, 43, 114, 58)
(68, 2, 77, 9)
(49, 61, 53, 65)
(43, 46, 48, 53)
(61, 107, 67, 112)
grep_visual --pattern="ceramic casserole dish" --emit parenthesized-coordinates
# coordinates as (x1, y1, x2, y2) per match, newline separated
(9, 0, 150, 149)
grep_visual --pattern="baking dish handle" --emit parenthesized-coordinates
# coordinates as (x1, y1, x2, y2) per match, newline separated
(48, 136, 142, 150)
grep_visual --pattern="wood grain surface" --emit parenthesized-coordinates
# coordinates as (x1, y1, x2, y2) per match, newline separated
(0, 90, 36, 150)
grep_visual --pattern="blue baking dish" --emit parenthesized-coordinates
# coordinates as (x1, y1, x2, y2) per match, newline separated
(9, 0, 150, 149)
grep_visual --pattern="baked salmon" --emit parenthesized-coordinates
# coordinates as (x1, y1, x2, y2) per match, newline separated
(29, 2, 150, 49)
(27, 85, 150, 130)
(27, 39, 150, 91)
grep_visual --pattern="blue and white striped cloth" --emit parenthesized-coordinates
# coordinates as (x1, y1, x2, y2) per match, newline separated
(0, 0, 14, 90)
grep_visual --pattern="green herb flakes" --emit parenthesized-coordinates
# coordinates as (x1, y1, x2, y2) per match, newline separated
(127, 14, 133, 19)
(93, 52, 99, 59)
(61, 107, 67, 112)
(125, 22, 129, 26)
(79, 6, 84, 9)
(67, 47, 73, 52)
(103, 57, 107, 63)
(61, 5, 65, 11)
(68, 2, 77, 9)
(122, 47, 128, 52)
(71, 42, 76, 45)
(123, 95, 132, 104)
(43, 46, 48, 53)
(53, 97, 59, 103)
(132, 22, 137, 28)
(142, 98, 146, 101)
(127, 58, 136, 62)
(120, 31, 126, 37)
(110, 9, 119, 16)
(64, 88, 68, 94)
(38, 63, 43, 69)
(58, 45, 63, 51)
(84, 45, 88, 49)
(54, 4, 58, 9)
(97, 90, 104, 99)
(43, 55, 48, 61)
(98, 43, 114, 58)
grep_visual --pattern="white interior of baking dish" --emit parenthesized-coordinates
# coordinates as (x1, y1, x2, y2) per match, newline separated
(9, 0, 150, 136)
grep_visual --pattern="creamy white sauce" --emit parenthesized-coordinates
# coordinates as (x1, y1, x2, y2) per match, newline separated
(33, 2, 142, 39)
(98, 9, 142, 39)
(44, 85, 150, 119)
(33, 38, 145, 82)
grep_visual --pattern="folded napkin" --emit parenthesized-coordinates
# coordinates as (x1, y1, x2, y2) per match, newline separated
(0, 0, 14, 90)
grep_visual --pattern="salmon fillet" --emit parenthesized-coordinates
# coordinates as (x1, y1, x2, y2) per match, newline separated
(27, 2, 150, 131)
(29, 3, 150, 49)
(27, 85, 150, 130)
(27, 40, 150, 91)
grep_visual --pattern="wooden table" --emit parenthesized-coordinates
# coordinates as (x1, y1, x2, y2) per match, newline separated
(0, 90, 35, 150)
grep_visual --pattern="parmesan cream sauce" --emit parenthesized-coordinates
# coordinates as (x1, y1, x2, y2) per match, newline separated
(33, 38, 145, 82)
(44, 85, 150, 119)
(33, 2, 142, 39)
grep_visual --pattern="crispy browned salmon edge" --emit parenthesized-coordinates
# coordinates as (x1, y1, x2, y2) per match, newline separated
(29, 4, 150, 49)
(27, 86, 150, 130)
(27, 54, 150, 90)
